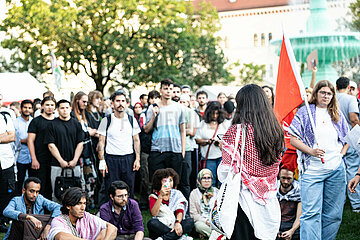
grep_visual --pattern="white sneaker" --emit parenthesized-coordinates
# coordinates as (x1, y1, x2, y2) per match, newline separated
(155, 237, 163, 240)
(178, 235, 193, 240)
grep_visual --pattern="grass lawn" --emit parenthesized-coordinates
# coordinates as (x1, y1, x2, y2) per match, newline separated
(0, 199, 359, 239)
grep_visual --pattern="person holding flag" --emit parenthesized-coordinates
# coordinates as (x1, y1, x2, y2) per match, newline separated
(275, 31, 349, 239)
(289, 80, 349, 239)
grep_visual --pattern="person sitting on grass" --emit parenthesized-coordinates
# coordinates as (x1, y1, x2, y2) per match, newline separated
(147, 168, 194, 240)
(3, 177, 61, 240)
(100, 180, 150, 240)
(189, 169, 219, 239)
(47, 187, 117, 240)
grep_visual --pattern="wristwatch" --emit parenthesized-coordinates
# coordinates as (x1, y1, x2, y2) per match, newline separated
(356, 173, 360, 177)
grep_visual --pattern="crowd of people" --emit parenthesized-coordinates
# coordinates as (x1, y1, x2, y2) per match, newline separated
(0, 75, 359, 240)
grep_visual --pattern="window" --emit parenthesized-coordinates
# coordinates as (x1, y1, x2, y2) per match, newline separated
(261, 33, 265, 46)
(268, 33, 272, 41)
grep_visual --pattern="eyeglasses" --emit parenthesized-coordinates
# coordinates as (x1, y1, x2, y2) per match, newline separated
(318, 91, 333, 97)
(115, 194, 128, 199)
(201, 177, 212, 181)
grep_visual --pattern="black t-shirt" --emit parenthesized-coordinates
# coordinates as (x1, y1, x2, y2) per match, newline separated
(85, 110, 103, 130)
(44, 117, 84, 166)
(27, 115, 53, 163)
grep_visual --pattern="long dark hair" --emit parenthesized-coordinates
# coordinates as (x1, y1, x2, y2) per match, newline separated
(232, 84, 284, 166)
(203, 101, 226, 124)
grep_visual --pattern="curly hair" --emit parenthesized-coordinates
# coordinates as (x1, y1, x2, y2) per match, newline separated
(152, 168, 179, 192)
(203, 101, 226, 124)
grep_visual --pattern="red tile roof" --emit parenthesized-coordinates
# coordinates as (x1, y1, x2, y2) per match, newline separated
(192, 0, 293, 12)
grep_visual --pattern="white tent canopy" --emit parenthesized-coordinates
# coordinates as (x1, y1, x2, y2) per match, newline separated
(0, 72, 47, 103)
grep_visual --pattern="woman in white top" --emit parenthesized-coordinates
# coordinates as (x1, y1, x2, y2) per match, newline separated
(195, 101, 230, 187)
(289, 80, 349, 240)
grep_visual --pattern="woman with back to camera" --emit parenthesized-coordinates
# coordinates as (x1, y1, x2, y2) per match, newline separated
(289, 80, 349, 240)
(220, 84, 284, 240)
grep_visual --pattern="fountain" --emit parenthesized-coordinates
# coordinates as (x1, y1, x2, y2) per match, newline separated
(272, 0, 360, 87)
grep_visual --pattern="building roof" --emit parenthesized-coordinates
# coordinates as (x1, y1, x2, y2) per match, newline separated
(192, 0, 293, 12)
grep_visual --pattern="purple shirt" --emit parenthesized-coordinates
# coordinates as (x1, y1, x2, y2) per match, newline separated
(99, 198, 144, 235)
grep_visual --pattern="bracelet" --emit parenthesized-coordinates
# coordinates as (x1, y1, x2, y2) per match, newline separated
(356, 173, 360, 177)
(175, 219, 181, 224)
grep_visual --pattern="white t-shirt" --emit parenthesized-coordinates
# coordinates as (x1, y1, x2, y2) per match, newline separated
(306, 107, 343, 175)
(195, 120, 230, 159)
(0, 113, 15, 169)
(97, 113, 140, 156)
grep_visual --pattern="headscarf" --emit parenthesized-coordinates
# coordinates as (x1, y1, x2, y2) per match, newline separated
(197, 169, 214, 206)
(133, 102, 143, 122)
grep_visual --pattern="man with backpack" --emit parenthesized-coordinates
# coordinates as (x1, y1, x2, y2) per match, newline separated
(97, 91, 141, 199)
(0, 94, 16, 232)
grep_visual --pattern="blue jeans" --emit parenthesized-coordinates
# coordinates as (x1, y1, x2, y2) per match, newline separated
(344, 147, 360, 209)
(300, 163, 346, 240)
(205, 157, 222, 187)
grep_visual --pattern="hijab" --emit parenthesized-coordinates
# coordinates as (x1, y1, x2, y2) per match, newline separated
(197, 169, 215, 206)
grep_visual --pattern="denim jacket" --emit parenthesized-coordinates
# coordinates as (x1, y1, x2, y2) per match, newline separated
(3, 194, 61, 239)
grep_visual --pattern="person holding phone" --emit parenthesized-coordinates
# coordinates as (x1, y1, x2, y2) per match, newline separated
(195, 101, 230, 187)
(147, 168, 194, 240)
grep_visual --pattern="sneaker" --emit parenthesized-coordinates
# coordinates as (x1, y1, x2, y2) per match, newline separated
(0, 223, 8, 233)
(155, 237, 163, 240)
(178, 235, 193, 240)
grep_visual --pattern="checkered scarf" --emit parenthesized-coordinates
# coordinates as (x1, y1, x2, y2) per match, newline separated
(221, 124, 280, 204)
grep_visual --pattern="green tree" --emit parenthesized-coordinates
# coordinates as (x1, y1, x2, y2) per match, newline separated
(236, 62, 266, 85)
(0, 0, 231, 92)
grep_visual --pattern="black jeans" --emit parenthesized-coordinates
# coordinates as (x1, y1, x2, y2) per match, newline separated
(230, 204, 259, 240)
(148, 151, 183, 186)
(15, 163, 32, 196)
(139, 152, 151, 207)
(0, 166, 15, 223)
(179, 151, 192, 200)
(28, 161, 52, 200)
(147, 218, 194, 240)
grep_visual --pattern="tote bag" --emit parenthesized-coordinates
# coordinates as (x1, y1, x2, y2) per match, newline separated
(210, 124, 246, 239)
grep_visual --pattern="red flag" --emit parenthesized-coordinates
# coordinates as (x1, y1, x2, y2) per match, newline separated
(274, 33, 307, 173)
(274, 35, 305, 122)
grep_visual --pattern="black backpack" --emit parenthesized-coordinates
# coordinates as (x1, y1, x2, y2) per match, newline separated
(0, 111, 11, 124)
(139, 108, 153, 154)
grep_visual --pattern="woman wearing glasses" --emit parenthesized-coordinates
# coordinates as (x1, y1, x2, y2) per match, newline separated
(289, 80, 349, 239)
(189, 169, 219, 239)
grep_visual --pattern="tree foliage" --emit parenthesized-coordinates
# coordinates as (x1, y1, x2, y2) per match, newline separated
(0, 0, 232, 92)
(236, 62, 266, 85)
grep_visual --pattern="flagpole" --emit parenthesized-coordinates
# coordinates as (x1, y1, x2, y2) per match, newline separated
(282, 28, 324, 163)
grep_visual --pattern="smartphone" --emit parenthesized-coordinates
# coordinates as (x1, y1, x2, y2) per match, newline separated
(311, 59, 316, 68)
(217, 134, 224, 141)
(162, 178, 170, 188)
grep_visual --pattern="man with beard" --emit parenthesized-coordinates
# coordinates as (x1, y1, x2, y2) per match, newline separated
(13, 99, 33, 195)
(172, 83, 181, 102)
(97, 92, 141, 199)
(100, 181, 149, 240)
(3, 177, 61, 240)
(194, 91, 208, 121)
(45, 99, 84, 201)
(28, 96, 56, 199)
(47, 187, 117, 240)
(276, 168, 301, 240)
